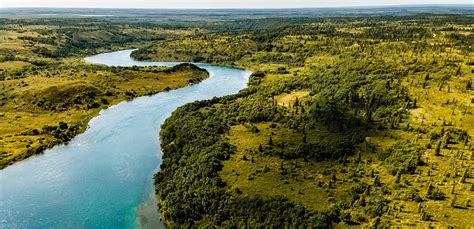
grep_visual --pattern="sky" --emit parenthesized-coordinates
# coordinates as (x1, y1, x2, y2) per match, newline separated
(1, 0, 472, 8)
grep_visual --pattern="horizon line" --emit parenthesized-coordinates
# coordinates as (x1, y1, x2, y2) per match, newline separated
(2, 4, 473, 10)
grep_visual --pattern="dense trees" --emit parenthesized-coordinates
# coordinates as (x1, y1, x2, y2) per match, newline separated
(151, 13, 473, 227)
(157, 95, 336, 227)
(1, 10, 471, 227)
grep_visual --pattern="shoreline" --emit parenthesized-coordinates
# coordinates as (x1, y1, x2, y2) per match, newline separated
(0, 48, 252, 229)
(153, 63, 253, 228)
(136, 192, 165, 229)
(1, 61, 210, 170)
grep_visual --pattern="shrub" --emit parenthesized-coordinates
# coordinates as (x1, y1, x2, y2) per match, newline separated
(379, 142, 424, 175)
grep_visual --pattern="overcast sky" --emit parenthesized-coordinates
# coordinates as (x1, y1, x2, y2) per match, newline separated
(1, 0, 472, 8)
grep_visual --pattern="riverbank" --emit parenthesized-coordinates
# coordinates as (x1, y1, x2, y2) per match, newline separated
(0, 49, 251, 228)
(0, 60, 209, 169)
(0, 17, 204, 169)
(141, 15, 474, 227)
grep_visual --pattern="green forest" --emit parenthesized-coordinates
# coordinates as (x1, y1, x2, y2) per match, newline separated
(135, 14, 474, 227)
(0, 9, 473, 228)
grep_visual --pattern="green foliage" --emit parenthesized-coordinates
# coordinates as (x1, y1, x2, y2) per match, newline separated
(394, 188, 424, 202)
(156, 99, 333, 226)
(3, 11, 472, 227)
(150, 13, 473, 227)
(426, 184, 446, 200)
(216, 197, 333, 228)
(41, 122, 80, 143)
(7, 18, 166, 58)
(379, 142, 424, 175)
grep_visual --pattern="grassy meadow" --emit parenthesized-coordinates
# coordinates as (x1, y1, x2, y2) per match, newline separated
(0, 21, 209, 168)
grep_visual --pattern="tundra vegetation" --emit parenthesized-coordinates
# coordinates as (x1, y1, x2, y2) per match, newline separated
(0, 9, 473, 228)
(135, 14, 474, 227)
(0, 18, 208, 168)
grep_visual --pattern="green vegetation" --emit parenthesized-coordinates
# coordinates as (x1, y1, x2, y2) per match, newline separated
(0, 19, 209, 168)
(147, 14, 474, 227)
(1, 9, 472, 228)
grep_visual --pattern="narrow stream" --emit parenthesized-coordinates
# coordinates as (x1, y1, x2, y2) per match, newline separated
(0, 50, 251, 228)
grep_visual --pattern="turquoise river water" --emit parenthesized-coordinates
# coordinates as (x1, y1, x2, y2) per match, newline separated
(0, 50, 251, 228)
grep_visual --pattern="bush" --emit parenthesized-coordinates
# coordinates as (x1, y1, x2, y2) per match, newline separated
(379, 142, 423, 175)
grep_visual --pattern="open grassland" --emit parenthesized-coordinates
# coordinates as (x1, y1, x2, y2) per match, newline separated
(220, 123, 353, 212)
(0, 61, 208, 168)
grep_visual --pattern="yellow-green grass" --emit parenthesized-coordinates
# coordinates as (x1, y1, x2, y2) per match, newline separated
(220, 123, 353, 211)
(220, 120, 473, 227)
(404, 69, 474, 137)
(0, 30, 38, 53)
(275, 90, 311, 107)
(0, 110, 95, 162)
(0, 61, 32, 71)
(0, 63, 208, 168)
(371, 62, 474, 227)
(218, 53, 473, 227)
(353, 128, 473, 227)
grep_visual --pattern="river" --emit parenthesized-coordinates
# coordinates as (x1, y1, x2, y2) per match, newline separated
(0, 50, 251, 228)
